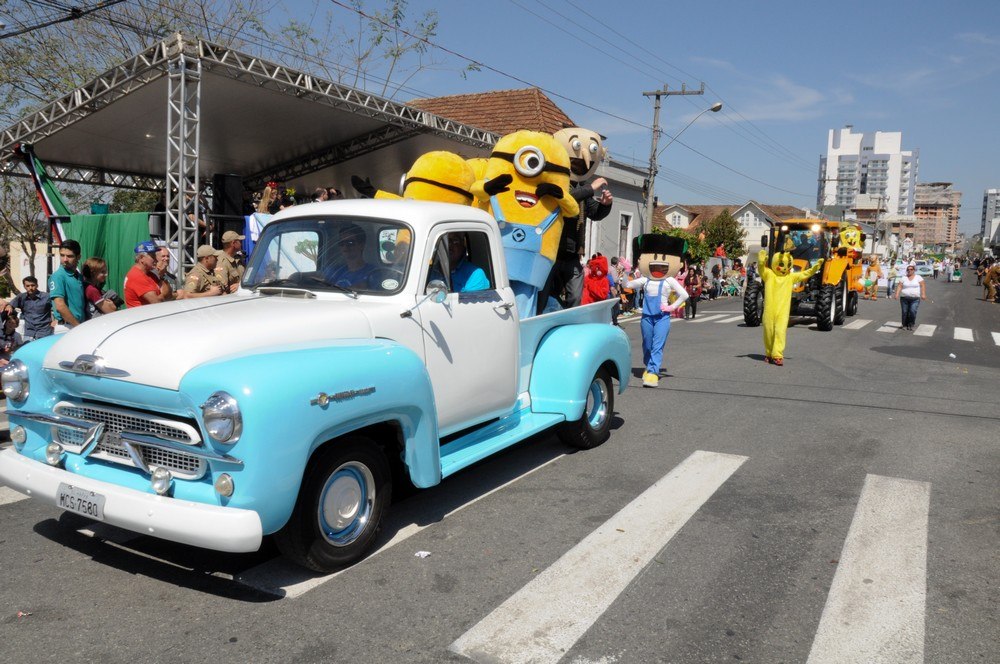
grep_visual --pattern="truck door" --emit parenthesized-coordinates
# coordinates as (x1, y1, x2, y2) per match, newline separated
(416, 225, 519, 435)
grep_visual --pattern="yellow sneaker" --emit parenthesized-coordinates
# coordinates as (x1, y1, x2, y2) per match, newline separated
(642, 371, 659, 387)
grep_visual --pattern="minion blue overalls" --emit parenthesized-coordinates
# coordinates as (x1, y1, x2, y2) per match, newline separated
(640, 279, 671, 377)
(491, 195, 560, 318)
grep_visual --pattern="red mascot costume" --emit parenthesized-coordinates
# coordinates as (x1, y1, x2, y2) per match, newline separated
(582, 254, 610, 304)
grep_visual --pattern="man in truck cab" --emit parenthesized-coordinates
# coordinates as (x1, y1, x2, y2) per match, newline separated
(324, 223, 376, 289)
(428, 232, 490, 293)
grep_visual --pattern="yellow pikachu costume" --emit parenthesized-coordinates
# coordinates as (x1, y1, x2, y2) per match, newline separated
(758, 250, 824, 365)
(472, 130, 579, 318)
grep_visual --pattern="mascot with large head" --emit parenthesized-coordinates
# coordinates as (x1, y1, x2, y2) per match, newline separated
(472, 130, 579, 318)
(757, 248, 824, 366)
(625, 234, 689, 387)
(352, 151, 476, 206)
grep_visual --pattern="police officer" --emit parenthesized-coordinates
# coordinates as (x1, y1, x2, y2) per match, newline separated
(215, 230, 245, 293)
(185, 245, 225, 298)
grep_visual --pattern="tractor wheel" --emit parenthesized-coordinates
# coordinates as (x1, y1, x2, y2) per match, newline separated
(846, 291, 859, 317)
(816, 283, 835, 331)
(743, 281, 763, 327)
(834, 281, 847, 326)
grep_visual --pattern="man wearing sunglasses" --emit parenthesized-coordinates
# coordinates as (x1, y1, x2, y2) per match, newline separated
(324, 223, 376, 290)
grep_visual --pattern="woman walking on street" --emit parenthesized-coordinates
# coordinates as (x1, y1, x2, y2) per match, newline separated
(683, 268, 702, 319)
(893, 264, 926, 331)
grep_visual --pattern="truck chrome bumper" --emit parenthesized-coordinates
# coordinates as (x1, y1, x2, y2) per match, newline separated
(0, 449, 262, 553)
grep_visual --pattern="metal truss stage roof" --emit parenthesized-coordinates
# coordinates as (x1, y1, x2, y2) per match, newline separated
(0, 33, 499, 193)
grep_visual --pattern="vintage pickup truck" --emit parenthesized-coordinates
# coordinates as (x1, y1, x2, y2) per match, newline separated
(0, 199, 630, 572)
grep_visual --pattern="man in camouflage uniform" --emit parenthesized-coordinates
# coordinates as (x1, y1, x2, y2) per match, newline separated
(215, 230, 245, 293)
(184, 245, 225, 298)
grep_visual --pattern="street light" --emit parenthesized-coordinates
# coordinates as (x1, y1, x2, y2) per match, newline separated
(644, 100, 722, 233)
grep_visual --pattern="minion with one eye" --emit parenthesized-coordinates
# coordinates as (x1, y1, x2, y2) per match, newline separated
(472, 130, 579, 318)
(757, 249, 824, 366)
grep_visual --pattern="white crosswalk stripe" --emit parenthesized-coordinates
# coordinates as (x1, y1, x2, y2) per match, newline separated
(954, 327, 974, 342)
(876, 321, 901, 333)
(993, 332, 1000, 346)
(687, 314, 727, 323)
(715, 315, 744, 324)
(449, 451, 748, 664)
(0, 486, 28, 506)
(843, 318, 872, 330)
(807, 474, 930, 664)
(913, 324, 936, 336)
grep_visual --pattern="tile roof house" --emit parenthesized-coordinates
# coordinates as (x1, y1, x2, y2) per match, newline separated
(409, 87, 576, 135)
(656, 201, 815, 233)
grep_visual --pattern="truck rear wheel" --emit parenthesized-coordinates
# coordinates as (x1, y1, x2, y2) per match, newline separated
(846, 290, 858, 316)
(557, 368, 614, 449)
(743, 281, 763, 327)
(275, 436, 391, 573)
(816, 283, 835, 331)
(834, 281, 847, 326)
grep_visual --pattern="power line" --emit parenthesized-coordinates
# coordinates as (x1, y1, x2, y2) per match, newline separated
(0, 0, 127, 40)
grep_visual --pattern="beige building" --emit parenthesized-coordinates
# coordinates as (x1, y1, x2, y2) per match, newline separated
(913, 182, 961, 249)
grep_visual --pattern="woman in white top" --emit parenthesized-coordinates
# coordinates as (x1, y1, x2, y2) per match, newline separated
(892, 264, 927, 331)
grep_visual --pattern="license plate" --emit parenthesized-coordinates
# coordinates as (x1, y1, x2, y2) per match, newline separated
(56, 483, 106, 521)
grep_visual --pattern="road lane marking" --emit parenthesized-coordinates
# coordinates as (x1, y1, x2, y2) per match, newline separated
(77, 522, 142, 545)
(876, 322, 901, 333)
(843, 318, 872, 330)
(449, 450, 748, 664)
(953, 327, 974, 342)
(687, 314, 727, 323)
(912, 324, 935, 337)
(806, 474, 930, 664)
(993, 332, 1000, 346)
(715, 315, 744, 324)
(236, 453, 566, 598)
(0, 486, 28, 506)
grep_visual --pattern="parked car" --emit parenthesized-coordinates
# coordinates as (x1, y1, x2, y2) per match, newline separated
(913, 260, 933, 278)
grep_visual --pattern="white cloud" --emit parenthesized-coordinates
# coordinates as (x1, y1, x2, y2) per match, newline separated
(688, 56, 736, 72)
(957, 32, 1000, 46)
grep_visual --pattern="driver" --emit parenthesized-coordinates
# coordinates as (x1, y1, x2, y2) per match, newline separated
(324, 223, 376, 289)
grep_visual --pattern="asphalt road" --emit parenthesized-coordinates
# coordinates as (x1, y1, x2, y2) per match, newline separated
(0, 276, 996, 664)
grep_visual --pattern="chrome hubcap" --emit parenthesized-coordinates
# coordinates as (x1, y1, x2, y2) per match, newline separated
(586, 378, 609, 430)
(318, 461, 375, 546)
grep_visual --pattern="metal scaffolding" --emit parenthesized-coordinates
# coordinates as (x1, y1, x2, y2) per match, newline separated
(164, 36, 202, 276)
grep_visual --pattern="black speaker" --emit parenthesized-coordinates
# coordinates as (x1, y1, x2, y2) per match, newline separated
(212, 173, 243, 217)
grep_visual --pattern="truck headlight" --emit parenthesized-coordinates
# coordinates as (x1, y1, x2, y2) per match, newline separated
(1, 360, 29, 402)
(201, 391, 242, 443)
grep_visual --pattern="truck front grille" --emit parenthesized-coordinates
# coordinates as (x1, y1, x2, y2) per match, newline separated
(53, 402, 205, 479)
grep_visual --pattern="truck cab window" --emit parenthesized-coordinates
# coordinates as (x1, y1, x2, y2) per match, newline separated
(428, 231, 494, 293)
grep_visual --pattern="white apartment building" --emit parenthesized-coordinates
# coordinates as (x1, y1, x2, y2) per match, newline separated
(817, 126, 918, 215)
(982, 188, 1000, 237)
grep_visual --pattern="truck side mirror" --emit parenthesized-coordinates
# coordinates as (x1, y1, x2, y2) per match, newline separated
(761, 235, 768, 248)
(401, 280, 449, 318)
(425, 280, 448, 303)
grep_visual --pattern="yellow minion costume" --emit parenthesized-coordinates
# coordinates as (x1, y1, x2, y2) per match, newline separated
(472, 130, 579, 318)
(360, 151, 476, 206)
(758, 250, 823, 365)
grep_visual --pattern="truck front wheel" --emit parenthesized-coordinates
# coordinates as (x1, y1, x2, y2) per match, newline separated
(275, 437, 391, 573)
(557, 367, 614, 449)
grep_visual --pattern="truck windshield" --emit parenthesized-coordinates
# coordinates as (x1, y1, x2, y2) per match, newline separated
(242, 216, 412, 295)
(784, 229, 824, 262)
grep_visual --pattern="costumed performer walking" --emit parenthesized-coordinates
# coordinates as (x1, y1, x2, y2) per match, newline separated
(625, 234, 688, 387)
(758, 249, 823, 366)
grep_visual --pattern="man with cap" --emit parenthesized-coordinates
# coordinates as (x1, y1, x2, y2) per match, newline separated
(215, 230, 245, 293)
(124, 240, 172, 307)
(184, 245, 225, 298)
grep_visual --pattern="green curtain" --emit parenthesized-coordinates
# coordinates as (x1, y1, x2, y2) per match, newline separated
(64, 213, 150, 298)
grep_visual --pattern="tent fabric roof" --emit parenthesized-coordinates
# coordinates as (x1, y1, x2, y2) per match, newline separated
(410, 88, 576, 136)
(0, 34, 500, 194)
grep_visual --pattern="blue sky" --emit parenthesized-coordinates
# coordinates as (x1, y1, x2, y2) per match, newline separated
(294, 0, 999, 234)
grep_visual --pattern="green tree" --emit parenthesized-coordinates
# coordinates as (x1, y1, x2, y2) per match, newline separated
(701, 209, 746, 259)
(653, 226, 710, 264)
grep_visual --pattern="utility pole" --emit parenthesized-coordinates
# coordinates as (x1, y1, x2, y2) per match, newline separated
(643, 83, 705, 234)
